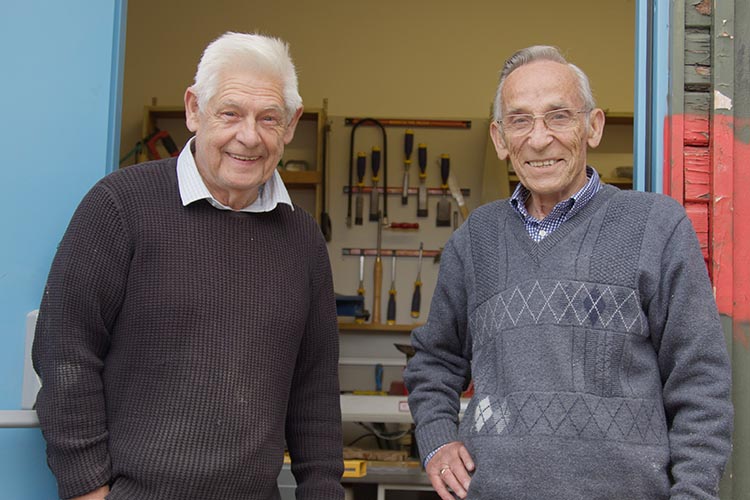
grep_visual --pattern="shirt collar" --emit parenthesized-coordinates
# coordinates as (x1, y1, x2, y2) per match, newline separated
(510, 166, 601, 221)
(177, 137, 294, 213)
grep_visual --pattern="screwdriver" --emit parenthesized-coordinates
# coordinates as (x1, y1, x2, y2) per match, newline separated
(411, 242, 423, 318)
(417, 144, 428, 217)
(369, 146, 382, 222)
(387, 250, 397, 325)
(355, 251, 366, 324)
(402, 130, 414, 205)
(355, 152, 366, 225)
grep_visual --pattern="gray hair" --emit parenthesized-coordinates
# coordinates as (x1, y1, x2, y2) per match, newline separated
(492, 45, 596, 122)
(191, 32, 302, 120)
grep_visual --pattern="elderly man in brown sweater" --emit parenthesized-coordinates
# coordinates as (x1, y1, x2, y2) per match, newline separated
(33, 32, 344, 500)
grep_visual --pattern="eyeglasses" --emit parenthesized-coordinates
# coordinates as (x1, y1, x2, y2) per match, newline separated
(499, 108, 589, 136)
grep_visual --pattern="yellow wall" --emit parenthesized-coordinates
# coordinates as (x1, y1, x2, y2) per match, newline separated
(120, 0, 635, 158)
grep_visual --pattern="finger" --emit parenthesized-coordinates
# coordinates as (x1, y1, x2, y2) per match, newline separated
(458, 446, 475, 471)
(438, 467, 467, 499)
(429, 475, 458, 500)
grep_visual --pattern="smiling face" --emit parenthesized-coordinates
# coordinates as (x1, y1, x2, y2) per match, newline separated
(490, 60, 604, 217)
(184, 68, 303, 210)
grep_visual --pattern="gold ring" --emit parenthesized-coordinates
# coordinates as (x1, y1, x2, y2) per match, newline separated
(439, 465, 450, 476)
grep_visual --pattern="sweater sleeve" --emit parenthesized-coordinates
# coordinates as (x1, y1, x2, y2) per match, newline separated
(284, 230, 344, 500)
(647, 212, 733, 499)
(32, 183, 131, 499)
(404, 230, 473, 463)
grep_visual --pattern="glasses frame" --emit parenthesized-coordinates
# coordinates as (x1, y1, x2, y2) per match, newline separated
(498, 108, 590, 136)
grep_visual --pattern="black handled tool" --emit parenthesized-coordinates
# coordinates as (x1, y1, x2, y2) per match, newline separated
(436, 154, 451, 227)
(411, 242, 423, 318)
(402, 130, 414, 205)
(355, 152, 366, 225)
(387, 250, 397, 325)
(369, 147, 382, 222)
(417, 144, 428, 217)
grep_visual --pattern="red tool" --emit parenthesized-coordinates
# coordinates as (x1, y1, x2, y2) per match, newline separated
(146, 129, 179, 160)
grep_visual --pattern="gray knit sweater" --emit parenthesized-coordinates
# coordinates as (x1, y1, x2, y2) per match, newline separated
(404, 185, 732, 499)
(32, 159, 344, 500)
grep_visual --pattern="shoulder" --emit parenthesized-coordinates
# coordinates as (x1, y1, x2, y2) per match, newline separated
(607, 188, 687, 221)
(99, 158, 176, 192)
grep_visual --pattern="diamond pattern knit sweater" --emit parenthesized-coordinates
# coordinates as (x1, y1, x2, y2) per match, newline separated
(32, 159, 344, 500)
(404, 185, 732, 499)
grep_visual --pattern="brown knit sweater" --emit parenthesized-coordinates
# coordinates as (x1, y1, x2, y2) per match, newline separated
(32, 159, 344, 500)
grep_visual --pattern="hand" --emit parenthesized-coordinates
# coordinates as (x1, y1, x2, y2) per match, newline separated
(71, 485, 110, 500)
(425, 441, 474, 500)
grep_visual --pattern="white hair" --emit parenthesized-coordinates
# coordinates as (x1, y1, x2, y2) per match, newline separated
(492, 45, 596, 123)
(191, 32, 302, 120)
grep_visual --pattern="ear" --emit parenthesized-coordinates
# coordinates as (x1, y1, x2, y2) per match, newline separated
(490, 120, 509, 160)
(586, 108, 606, 148)
(283, 107, 305, 144)
(184, 87, 200, 133)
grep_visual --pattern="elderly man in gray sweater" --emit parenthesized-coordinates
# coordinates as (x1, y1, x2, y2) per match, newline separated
(404, 45, 733, 500)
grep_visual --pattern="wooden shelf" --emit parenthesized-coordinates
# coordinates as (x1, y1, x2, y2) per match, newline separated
(338, 322, 421, 333)
(278, 169, 321, 187)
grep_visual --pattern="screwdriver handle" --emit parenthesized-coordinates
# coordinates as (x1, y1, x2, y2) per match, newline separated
(410, 280, 421, 318)
(388, 222, 419, 229)
(418, 144, 427, 178)
(371, 147, 381, 180)
(440, 154, 450, 188)
(356, 152, 366, 184)
(387, 289, 396, 325)
(404, 130, 414, 162)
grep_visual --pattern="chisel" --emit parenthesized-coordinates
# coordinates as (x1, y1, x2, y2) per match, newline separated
(355, 152, 366, 225)
(356, 251, 366, 324)
(369, 146, 382, 222)
(417, 143, 428, 217)
(402, 130, 414, 205)
(372, 216, 383, 324)
(411, 242, 423, 318)
(387, 250, 397, 325)
(436, 154, 451, 227)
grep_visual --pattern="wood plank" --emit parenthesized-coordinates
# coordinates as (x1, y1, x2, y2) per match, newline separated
(685, 0, 712, 28)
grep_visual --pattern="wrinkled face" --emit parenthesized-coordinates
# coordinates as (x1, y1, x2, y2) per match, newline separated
(185, 69, 302, 209)
(490, 60, 604, 210)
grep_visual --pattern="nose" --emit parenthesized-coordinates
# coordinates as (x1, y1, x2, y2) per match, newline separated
(236, 117, 262, 146)
(526, 116, 554, 149)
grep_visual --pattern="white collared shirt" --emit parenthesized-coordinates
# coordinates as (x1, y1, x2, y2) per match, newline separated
(176, 137, 294, 212)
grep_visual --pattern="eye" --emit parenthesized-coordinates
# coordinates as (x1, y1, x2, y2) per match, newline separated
(506, 114, 532, 128)
(547, 109, 574, 125)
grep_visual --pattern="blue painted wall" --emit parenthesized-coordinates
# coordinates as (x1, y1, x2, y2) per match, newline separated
(0, 1, 126, 497)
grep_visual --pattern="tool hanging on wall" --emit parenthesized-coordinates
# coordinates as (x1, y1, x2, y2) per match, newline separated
(448, 171, 470, 221)
(411, 242, 423, 318)
(347, 118, 388, 227)
(372, 215, 384, 324)
(356, 251, 366, 324)
(387, 251, 397, 325)
(354, 152, 366, 225)
(369, 147, 382, 222)
(436, 154, 452, 226)
(402, 130, 414, 205)
(319, 114, 332, 241)
(417, 143, 428, 217)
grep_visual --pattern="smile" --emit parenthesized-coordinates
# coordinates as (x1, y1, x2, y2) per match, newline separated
(228, 153, 261, 161)
(527, 159, 558, 167)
